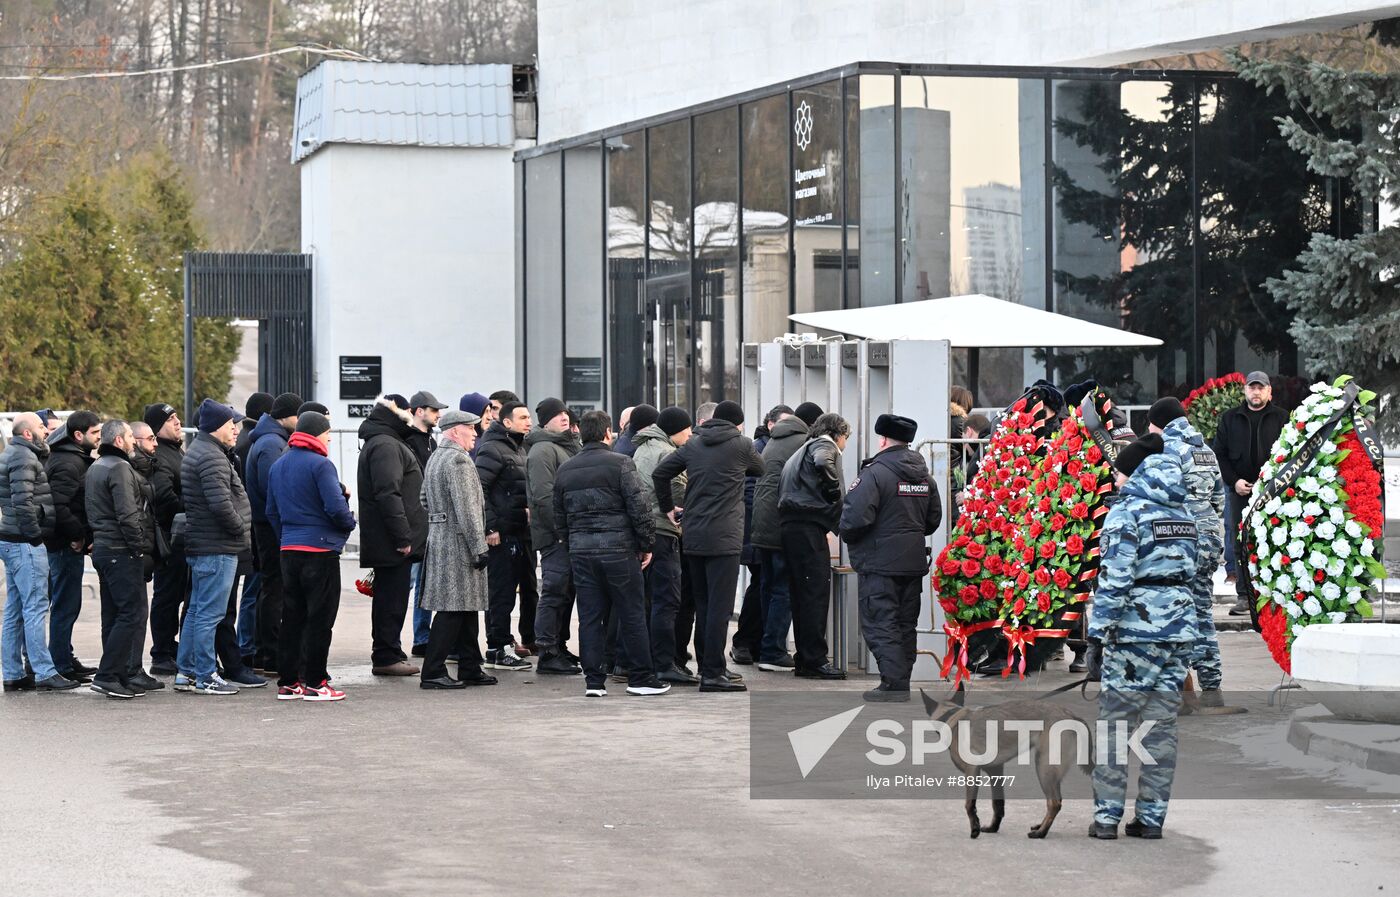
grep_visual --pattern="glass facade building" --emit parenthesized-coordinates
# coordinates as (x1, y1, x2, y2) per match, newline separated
(515, 62, 1356, 414)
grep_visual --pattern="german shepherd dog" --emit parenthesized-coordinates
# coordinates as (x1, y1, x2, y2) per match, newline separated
(920, 687, 1095, 839)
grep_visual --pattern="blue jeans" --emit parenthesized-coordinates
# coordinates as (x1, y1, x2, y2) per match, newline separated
(411, 561, 431, 646)
(47, 546, 86, 672)
(179, 554, 238, 683)
(1, 541, 59, 681)
(758, 548, 793, 663)
(237, 570, 260, 657)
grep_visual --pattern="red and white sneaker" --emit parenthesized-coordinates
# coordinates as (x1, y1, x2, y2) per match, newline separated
(303, 680, 346, 702)
(276, 683, 305, 701)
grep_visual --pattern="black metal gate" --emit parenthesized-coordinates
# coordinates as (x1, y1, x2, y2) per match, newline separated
(183, 252, 313, 420)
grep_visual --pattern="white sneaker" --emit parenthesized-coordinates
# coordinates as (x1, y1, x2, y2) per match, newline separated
(584, 687, 607, 697)
(626, 680, 672, 696)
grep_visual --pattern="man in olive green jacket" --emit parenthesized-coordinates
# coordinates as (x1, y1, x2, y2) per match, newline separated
(632, 407, 693, 683)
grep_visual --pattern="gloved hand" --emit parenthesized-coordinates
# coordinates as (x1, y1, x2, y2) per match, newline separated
(1084, 637, 1103, 683)
(473, 553, 490, 570)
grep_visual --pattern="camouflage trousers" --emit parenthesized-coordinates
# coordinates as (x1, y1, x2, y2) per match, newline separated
(1190, 539, 1223, 690)
(1092, 640, 1191, 829)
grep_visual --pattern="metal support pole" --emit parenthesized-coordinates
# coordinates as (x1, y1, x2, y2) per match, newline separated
(183, 257, 194, 423)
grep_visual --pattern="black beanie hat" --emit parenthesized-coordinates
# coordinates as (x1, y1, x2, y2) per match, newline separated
(197, 398, 243, 434)
(657, 406, 692, 437)
(1148, 397, 1188, 430)
(143, 402, 177, 433)
(629, 404, 660, 433)
(245, 391, 274, 420)
(713, 401, 744, 426)
(295, 411, 332, 436)
(1115, 433, 1164, 476)
(794, 401, 824, 427)
(271, 392, 304, 420)
(536, 397, 568, 427)
(874, 413, 918, 444)
(298, 401, 329, 416)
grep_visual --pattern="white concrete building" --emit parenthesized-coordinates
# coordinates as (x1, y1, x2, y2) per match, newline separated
(293, 61, 530, 423)
(536, 0, 1400, 141)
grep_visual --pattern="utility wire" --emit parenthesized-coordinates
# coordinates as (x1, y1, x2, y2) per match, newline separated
(0, 44, 375, 81)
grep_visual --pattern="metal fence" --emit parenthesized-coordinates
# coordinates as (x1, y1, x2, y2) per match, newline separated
(184, 252, 313, 422)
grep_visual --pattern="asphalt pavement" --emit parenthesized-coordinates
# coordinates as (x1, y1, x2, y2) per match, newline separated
(1, 558, 1397, 896)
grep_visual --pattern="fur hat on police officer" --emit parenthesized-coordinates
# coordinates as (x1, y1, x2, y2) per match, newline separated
(874, 413, 917, 445)
(1114, 432, 1164, 476)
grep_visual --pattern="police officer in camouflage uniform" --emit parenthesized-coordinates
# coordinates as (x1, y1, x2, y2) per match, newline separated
(839, 414, 941, 703)
(1086, 433, 1200, 840)
(1149, 397, 1229, 706)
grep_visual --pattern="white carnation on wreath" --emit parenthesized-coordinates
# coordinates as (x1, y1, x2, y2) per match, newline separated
(1316, 521, 1338, 540)
(1281, 500, 1303, 518)
(1290, 521, 1311, 539)
(1352, 563, 1366, 577)
(1344, 520, 1363, 539)
(1302, 500, 1324, 517)
(1321, 581, 1342, 602)
(1303, 596, 1323, 616)
(1361, 540, 1375, 558)
(1276, 573, 1293, 593)
(1271, 528, 1287, 546)
(1329, 506, 1345, 525)
(1286, 540, 1305, 559)
(1332, 539, 1352, 558)
(1318, 466, 1337, 483)
(1264, 497, 1283, 514)
(1258, 566, 1274, 582)
(1327, 611, 1348, 624)
(1285, 601, 1302, 618)
(1308, 550, 1329, 569)
(1319, 486, 1339, 504)
(1297, 576, 1316, 594)
(1346, 588, 1362, 604)
(1326, 557, 1345, 577)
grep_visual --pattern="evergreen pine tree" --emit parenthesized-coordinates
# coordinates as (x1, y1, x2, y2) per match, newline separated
(1233, 49, 1400, 434)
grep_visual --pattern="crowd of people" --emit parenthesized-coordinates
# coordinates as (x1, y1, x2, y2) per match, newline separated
(0, 388, 942, 702)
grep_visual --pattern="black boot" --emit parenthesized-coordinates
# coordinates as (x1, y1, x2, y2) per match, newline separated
(536, 652, 581, 675)
(1124, 819, 1162, 839)
(1087, 821, 1119, 840)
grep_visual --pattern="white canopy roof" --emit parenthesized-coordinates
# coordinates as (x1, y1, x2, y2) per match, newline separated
(788, 294, 1163, 349)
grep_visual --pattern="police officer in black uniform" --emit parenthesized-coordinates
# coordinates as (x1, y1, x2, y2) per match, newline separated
(839, 414, 942, 702)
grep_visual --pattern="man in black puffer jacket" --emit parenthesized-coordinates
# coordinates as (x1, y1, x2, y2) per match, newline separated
(143, 402, 187, 674)
(475, 401, 536, 671)
(745, 405, 815, 670)
(652, 400, 764, 692)
(86, 420, 160, 699)
(179, 399, 260, 694)
(553, 410, 664, 697)
(356, 397, 426, 676)
(45, 409, 101, 681)
(779, 412, 851, 680)
(0, 413, 76, 691)
(840, 414, 942, 703)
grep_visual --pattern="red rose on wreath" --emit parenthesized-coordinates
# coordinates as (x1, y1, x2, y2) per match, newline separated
(959, 585, 979, 605)
(966, 541, 986, 559)
(940, 598, 958, 614)
(1029, 521, 1044, 539)
(941, 558, 960, 576)
(1066, 459, 1083, 476)
(1034, 568, 1051, 586)
(1037, 593, 1052, 612)
(1066, 534, 1085, 554)
(1053, 568, 1072, 589)
(1070, 502, 1089, 520)
(1087, 446, 1103, 463)
(1017, 571, 1031, 589)
(985, 555, 1003, 575)
(1038, 541, 1056, 559)
(1013, 597, 1026, 616)
(980, 579, 997, 599)
(1050, 513, 1067, 532)
(1079, 473, 1099, 492)
(961, 558, 982, 577)
(1022, 547, 1034, 564)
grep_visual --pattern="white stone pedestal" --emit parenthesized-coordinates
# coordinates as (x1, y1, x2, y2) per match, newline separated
(1292, 623, 1400, 723)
